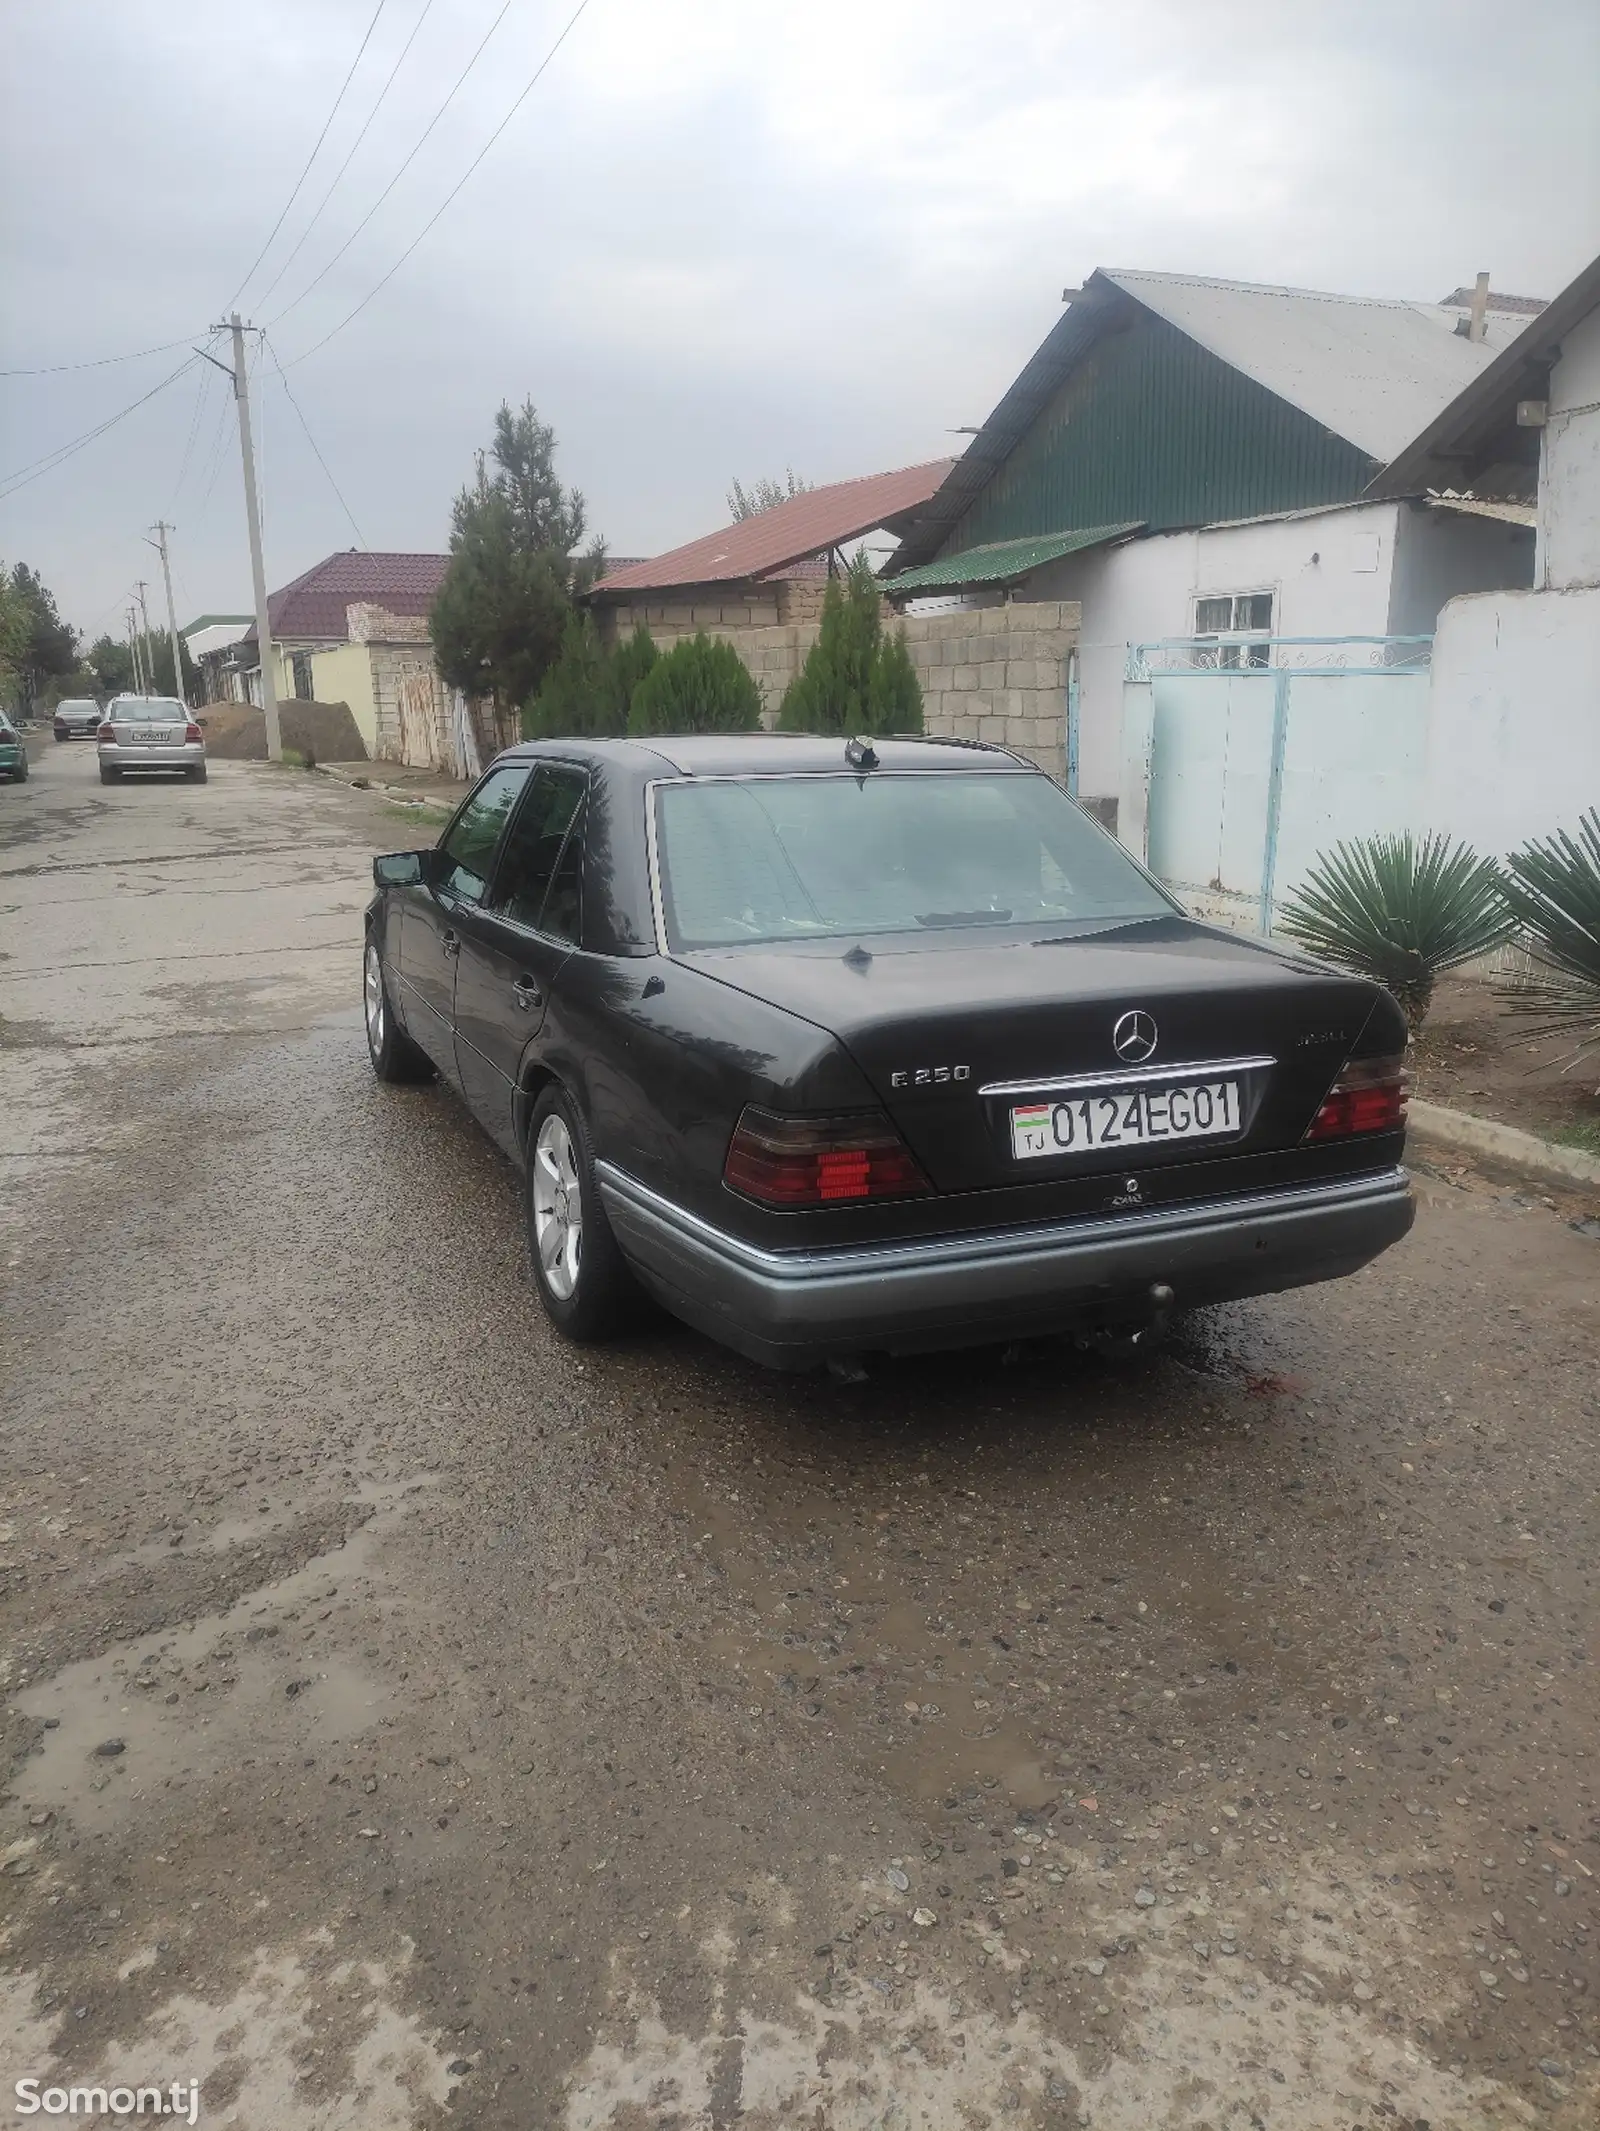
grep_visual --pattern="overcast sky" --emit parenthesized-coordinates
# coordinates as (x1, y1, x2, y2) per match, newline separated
(3, 0, 1596, 642)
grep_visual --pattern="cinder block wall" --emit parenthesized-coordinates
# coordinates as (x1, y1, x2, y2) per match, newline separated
(593, 578, 829, 720)
(897, 600, 1082, 781)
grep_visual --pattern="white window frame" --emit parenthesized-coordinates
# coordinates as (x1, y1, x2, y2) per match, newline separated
(1192, 589, 1275, 669)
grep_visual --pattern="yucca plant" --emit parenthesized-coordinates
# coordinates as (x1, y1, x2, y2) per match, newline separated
(1278, 832, 1511, 1035)
(1498, 808, 1600, 1071)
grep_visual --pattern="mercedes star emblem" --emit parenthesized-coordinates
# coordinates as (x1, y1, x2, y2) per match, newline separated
(1112, 1009, 1158, 1063)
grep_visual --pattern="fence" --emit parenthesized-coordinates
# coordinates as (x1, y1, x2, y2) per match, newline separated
(1120, 635, 1433, 933)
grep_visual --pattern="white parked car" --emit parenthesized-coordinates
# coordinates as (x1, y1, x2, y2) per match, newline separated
(98, 697, 207, 783)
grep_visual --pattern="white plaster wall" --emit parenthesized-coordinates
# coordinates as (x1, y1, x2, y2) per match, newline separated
(1029, 503, 1402, 805)
(1421, 584, 1600, 853)
(1386, 504, 1535, 637)
(1541, 302, 1600, 591)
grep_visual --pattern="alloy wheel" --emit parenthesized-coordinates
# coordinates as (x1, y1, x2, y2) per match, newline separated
(364, 940, 385, 1053)
(532, 1113, 583, 1301)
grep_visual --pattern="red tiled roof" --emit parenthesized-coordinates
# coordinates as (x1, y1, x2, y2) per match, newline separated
(242, 551, 450, 645)
(589, 461, 955, 596)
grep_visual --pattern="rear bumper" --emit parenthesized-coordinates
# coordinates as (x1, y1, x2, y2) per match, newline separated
(99, 742, 205, 769)
(597, 1161, 1415, 1369)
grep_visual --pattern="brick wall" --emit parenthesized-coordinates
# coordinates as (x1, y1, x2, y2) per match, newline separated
(899, 599, 1082, 780)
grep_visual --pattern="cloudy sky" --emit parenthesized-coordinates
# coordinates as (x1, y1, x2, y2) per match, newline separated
(2, 0, 1596, 641)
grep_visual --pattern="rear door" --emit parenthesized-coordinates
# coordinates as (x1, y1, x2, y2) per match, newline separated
(393, 764, 531, 1083)
(453, 763, 588, 1157)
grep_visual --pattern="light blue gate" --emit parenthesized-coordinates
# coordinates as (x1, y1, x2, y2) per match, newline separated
(1122, 636, 1433, 933)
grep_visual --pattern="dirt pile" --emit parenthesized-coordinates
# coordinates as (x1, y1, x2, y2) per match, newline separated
(198, 699, 367, 762)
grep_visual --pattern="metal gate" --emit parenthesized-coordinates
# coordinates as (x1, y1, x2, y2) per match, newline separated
(1121, 636, 1433, 932)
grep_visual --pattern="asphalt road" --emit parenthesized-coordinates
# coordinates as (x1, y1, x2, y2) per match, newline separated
(2, 738, 1596, 2130)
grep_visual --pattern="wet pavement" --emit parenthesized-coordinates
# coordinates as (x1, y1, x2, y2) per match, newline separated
(2, 741, 1597, 2129)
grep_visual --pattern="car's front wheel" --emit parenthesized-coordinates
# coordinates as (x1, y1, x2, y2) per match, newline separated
(525, 1085, 636, 1341)
(363, 934, 433, 1083)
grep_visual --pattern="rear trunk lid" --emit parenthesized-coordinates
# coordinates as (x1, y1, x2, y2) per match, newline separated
(684, 915, 1393, 1193)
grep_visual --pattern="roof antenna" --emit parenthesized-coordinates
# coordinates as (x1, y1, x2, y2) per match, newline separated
(845, 735, 879, 769)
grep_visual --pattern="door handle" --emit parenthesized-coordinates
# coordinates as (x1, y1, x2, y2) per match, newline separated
(512, 976, 542, 1011)
(441, 930, 460, 958)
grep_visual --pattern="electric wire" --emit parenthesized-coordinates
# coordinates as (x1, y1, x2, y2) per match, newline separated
(0, 354, 202, 503)
(223, 0, 390, 314)
(266, 0, 520, 330)
(253, 0, 439, 313)
(285, 0, 591, 367)
(0, 333, 207, 379)
(265, 334, 368, 548)
(164, 343, 223, 513)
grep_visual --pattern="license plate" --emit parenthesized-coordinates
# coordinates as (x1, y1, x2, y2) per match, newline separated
(1011, 1079, 1242, 1160)
(133, 729, 173, 743)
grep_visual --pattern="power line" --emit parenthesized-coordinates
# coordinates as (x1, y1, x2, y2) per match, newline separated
(223, 0, 390, 313)
(253, 0, 439, 313)
(0, 354, 201, 503)
(286, 0, 592, 367)
(0, 332, 206, 379)
(264, 334, 368, 548)
(165, 347, 223, 514)
(267, 0, 519, 330)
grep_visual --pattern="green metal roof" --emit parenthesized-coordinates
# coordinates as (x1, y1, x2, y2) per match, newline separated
(883, 521, 1144, 592)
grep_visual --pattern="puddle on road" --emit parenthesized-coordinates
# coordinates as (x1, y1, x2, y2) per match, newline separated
(13, 1478, 431, 1833)
(0, 1935, 455, 2131)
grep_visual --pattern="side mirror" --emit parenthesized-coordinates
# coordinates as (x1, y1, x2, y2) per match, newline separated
(373, 850, 425, 889)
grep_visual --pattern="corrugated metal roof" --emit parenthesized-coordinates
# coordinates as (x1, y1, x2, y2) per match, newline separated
(1103, 269, 1536, 463)
(241, 551, 450, 646)
(1369, 249, 1600, 500)
(884, 522, 1143, 591)
(589, 461, 954, 595)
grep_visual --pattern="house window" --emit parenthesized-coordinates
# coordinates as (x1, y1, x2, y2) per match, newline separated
(1194, 591, 1274, 668)
(291, 652, 316, 701)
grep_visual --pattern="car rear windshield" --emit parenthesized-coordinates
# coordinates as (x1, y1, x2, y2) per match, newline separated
(654, 771, 1173, 948)
(117, 699, 187, 722)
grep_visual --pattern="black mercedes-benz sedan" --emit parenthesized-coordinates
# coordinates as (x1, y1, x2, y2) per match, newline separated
(363, 734, 1413, 1369)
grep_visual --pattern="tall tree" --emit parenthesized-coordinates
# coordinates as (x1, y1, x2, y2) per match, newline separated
(726, 469, 812, 521)
(432, 399, 604, 717)
(4, 562, 78, 714)
(86, 635, 135, 696)
(778, 553, 922, 735)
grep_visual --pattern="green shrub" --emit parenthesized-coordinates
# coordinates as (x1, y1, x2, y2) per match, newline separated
(1278, 831, 1510, 1034)
(1498, 808, 1600, 1067)
(627, 631, 761, 735)
(778, 553, 922, 735)
(524, 620, 659, 739)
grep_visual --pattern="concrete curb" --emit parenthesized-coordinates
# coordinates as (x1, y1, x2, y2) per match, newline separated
(314, 763, 455, 810)
(1408, 1098, 1600, 1190)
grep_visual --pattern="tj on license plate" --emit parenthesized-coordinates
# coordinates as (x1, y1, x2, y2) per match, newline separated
(1011, 1079, 1242, 1160)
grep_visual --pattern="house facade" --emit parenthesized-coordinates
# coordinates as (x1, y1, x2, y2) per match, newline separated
(885, 269, 1543, 824)
(230, 551, 449, 754)
(1370, 248, 1600, 852)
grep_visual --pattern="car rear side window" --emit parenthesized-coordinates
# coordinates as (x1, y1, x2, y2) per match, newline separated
(654, 771, 1174, 948)
(436, 765, 530, 904)
(491, 765, 587, 939)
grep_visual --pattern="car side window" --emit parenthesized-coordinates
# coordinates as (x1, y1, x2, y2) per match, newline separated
(435, 765, 530, 904)
(490, 765, 588, 938)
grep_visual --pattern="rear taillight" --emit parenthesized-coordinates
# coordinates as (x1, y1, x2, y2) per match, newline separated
(97, 722, 115, 742)
(723, 1106, 931, 1207)
(1305, 1052, 1409, 1141)
(185, 722, 202, 742)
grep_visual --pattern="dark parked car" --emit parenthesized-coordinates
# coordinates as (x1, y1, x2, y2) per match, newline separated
(363, 735, 1413, 1369)
(0, 712, 27, 782)
(54, 697, 103, 741)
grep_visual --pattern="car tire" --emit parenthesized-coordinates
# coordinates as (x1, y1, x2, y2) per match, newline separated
(99, 763, 119, 784)
(189, 762, 207, 783)
(363, 934, 433, 1084)
(525, 1083, 636, 1342)
(15, 760, 28, 782)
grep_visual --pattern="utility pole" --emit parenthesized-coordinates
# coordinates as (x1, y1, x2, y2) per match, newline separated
(200, 316, 280, 758)
(148, 521, 188, 707)
(134, 580, 154, 694)
(126, 608, 144, 696)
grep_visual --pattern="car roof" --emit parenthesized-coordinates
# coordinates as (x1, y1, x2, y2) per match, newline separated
(503, 732, 1036, 777)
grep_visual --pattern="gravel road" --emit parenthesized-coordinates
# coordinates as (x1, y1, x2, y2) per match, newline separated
(2, 742, 1596, 2129)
